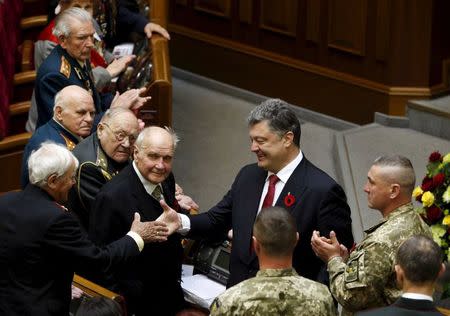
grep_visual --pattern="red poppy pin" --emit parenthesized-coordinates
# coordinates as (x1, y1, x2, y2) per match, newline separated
(284, 192, 296, 207)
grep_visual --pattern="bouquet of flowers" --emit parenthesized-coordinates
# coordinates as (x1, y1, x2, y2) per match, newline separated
(413, 151, 450, 259)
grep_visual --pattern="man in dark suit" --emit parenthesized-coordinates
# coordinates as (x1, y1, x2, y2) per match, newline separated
(357, 235, 445, 316)
(89, 126, 187, 315)
(0, 142, 169, 316)
(35, 7, 149, 128)
(161, 98, 354, 287)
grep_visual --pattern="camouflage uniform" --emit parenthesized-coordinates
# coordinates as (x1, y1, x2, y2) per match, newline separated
(210, 268, 337, 316)
(328, 203, 431, 315)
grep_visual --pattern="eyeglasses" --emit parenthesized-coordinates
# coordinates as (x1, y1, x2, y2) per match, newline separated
(102, 123, 137, 143)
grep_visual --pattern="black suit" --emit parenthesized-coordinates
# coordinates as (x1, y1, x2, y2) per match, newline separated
(89, 164, 185, 315)
(357, 297, 444, 315)
(190, 157, 354, 287)
(0, 185, 139, 316)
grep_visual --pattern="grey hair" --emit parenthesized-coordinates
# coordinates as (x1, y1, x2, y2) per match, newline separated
(135, 126, 179, 150)
(247, 98, 301, 147)
(53, 7, 92, 38)
(100, 107, 137, 125)
(28, 142, 79, 188)
(373, 154, 416, 194)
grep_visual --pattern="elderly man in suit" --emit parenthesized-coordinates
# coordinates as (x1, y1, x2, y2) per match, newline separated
(160, 98, 354, 287)
(21, 85, 95, 188)
(0, 142, 170, 316)
(34, 7, 149, 129)
(357, 235, 445, 315)
(89, 126, 187, 315)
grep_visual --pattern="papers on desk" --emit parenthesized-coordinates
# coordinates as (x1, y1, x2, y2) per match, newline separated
(112, 43, 134, 58)
(181, 266, 226, 310)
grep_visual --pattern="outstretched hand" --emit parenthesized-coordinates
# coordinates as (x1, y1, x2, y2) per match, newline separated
(131, 212, 169, 243)
(311, 230, 342, 263)
(157, 200, 181, 235)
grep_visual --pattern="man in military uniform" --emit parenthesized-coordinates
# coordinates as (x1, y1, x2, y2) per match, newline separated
(210, 206, 337, 316)
(69, 107, 139, 230)
(311, 155, 432, 315)
(21, 85, 95, 188)
(35, 7, 149, 129)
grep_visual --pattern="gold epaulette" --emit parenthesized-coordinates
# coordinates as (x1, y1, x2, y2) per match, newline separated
(60, 56, 71, 78)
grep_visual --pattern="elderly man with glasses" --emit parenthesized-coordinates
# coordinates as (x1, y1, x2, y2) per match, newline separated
(68, 107, 139, 230)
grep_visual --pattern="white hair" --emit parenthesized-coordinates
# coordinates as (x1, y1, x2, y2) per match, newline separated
(135, 126, 179, 150)
(53, 7, 92, 38)
(28, 142, 79, 188)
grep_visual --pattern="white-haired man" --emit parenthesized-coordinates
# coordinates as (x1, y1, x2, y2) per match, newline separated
(0, 142, 170, 316)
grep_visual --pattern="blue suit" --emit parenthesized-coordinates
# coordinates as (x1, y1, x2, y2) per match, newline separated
(34, 45, 113, 128)
(21, 119, 80, 188)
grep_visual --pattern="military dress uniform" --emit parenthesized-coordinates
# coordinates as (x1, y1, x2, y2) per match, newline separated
(210, 268, 337, 316)
(35, 45, 113, 129)
(328, 203, 432, 315)
(20, 118, 80, 188)
(68, 133, 128, 231)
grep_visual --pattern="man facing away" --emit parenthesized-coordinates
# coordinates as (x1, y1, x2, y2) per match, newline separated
(357, 235, 445, 316)
(210, 206, 337, 316)
(0, 142, 170, 316)
(312, 155, 432, 315)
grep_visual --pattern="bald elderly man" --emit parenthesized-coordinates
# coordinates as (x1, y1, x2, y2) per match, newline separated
(21, 85, 95, 188)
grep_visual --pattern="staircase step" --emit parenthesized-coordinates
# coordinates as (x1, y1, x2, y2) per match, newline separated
(408, 97, 450, 140)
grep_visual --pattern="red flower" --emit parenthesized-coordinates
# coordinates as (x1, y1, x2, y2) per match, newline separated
(426, 205, 442, 222)
(284, 193, 296, 207)
(421, 177, 434, 192)
(433, 173, 446, 188)
(415, 194, 423, 202)
(429, 151, 442, 162)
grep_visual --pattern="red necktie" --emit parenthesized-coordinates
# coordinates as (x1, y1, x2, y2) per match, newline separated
(262, 174, 279, 210)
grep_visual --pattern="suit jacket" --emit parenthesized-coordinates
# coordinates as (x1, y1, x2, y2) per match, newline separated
(35, 45, 113, 128)
(0, 185, 139, 316)
(190, 157, 354, 287)
(21, 119, 80, 188)
(357, 297, 444, 315)
(69, 133, 127, 231)
(89, 164, 185, 315)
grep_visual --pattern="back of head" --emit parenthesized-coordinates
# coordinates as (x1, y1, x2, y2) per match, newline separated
(75, 297, 123, 316)
(396, 235, 442, 284)
(28, 142, 79, 188)
(247, 99, 301, 147)
(53, 7, 92, 38)
(372, 154, 416, 196)
(253, 206, 297, 257)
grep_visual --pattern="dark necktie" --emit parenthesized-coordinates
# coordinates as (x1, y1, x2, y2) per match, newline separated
(152, 185, 163, 201)
(262, 174, 279, 210)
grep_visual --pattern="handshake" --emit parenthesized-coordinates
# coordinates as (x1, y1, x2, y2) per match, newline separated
(129, 200, 184, 243)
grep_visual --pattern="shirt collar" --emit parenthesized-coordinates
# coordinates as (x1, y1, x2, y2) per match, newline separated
(132, 161, 161, 197)
(52, 118, 82, 142)
(402, 293, 433, 301)
(267, 150, 303, 183)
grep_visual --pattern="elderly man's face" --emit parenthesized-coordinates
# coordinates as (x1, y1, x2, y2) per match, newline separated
(134, 132, 174, 184)
(97, 113, 139, 163)
(55, 93, 95, 137)
(62, 0, 94, 16)
(51, 162, 76, 203)
(249, 120, 291, 174)
(364, 165, 392, 211)
(60, 19, 95, 62)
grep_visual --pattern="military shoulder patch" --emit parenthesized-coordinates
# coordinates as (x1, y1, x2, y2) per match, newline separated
(60, 56, 71, 78)
(345, 251, 364, 284)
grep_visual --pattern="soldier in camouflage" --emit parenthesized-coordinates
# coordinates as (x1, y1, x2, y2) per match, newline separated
(210, 206, 337, 316)
(311, 155, 432, 315)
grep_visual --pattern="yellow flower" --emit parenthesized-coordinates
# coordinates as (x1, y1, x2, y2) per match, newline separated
(431, 225, 447, 246)
(443, 153, 450, 164)
(443, 215, 450, 225)
(443, 186, 450, 203)
(421, 191, 435, 207)
(412, 186, 423, 198)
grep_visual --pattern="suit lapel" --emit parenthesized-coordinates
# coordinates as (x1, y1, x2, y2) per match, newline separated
(275, 157, 309, 212)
